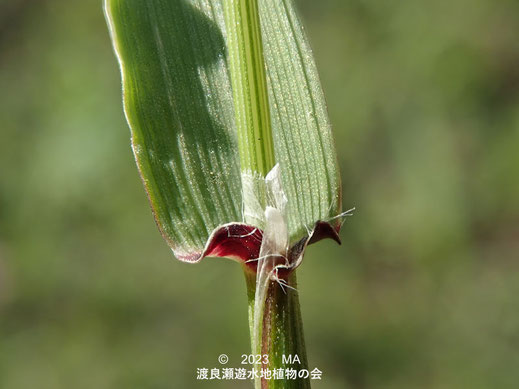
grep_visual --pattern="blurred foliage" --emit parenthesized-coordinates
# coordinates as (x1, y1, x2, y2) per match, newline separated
(0, 0, 518, 388)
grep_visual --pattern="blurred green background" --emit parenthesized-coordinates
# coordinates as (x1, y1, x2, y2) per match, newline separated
(1, 0, 518, 388)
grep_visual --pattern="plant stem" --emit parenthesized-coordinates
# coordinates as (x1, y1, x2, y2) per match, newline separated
(224, 1, 310, 387)
(244, 269, 310, 388)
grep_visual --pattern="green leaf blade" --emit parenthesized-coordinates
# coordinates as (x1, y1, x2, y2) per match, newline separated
(106, 0, 242, 259)
(260, 0, 342, 241)
(105, 0, 342, 259)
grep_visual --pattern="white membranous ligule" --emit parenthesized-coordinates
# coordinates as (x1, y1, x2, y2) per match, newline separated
(245, 164, 353, 356)
(241, 171, 267, 229)
(242, 164, 291, 356)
